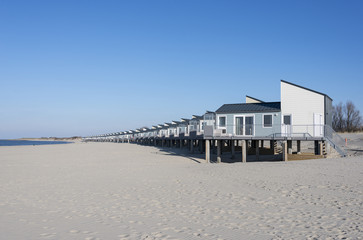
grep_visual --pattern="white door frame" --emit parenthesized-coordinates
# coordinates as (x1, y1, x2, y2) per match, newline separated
(282, 114, 292, 137)
(314, 113, 324, 137)
(234, 114, 255, 136)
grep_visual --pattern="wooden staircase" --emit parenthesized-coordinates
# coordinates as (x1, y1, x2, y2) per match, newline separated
(322, 141, 327, 157)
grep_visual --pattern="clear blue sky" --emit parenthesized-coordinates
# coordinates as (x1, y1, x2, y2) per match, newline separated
(1, 0, 362, 138)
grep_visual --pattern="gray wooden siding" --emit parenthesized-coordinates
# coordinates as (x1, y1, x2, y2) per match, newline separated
(216, 112, 281, 137)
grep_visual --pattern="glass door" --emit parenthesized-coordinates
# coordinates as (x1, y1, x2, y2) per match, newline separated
(245, 116, 254, 136)
(235, 116, 244, 135)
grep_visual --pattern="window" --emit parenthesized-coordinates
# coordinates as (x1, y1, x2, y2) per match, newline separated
(263, 114, 272, 128)
(204, 113, 215, 120)
(283, 115, 291, 125)
(219, 116, 226, 127)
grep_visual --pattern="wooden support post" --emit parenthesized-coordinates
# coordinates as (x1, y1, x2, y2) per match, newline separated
(319, 141, 323, 156)
(179, 139, 182, 148)
(297, 140, 301, 153)
(256, 140, 260, 161)
(242, 140, 247, 163)
(190, 140, 194, 153)
(261, 140, 264, 148)
(282, 141, 288, 161)
(217, 140, 221, 163)
(205, 140, 210, 163)
(231, 140, 235, 159)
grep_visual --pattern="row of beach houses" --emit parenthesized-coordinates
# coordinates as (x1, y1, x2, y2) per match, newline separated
(84, 80, 346, 162)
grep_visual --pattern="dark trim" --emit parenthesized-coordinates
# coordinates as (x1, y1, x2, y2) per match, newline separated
(281, 80, 333, 101)
(218, 101, 280, 106)
(215, 110, 281, 113)
(246, 95, 265, 103)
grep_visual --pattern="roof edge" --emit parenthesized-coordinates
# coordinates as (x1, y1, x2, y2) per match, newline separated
(215, 109, 281, 113)
(219, 101, 281, 106)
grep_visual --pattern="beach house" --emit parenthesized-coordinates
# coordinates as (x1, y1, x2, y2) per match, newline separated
(85, 80, 344, 161)
(280, 80, 333, 137)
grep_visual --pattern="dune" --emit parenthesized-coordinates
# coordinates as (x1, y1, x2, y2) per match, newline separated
(0, 142, 362, 239)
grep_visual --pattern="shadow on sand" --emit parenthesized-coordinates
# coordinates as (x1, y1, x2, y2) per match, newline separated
(153, 146, 283, 164)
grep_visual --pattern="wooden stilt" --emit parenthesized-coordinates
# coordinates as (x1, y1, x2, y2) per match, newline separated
(256, 140, 260, 161)
(217, 140, 221, 163)
(205, 140, 210, 163)
(297, 140, 301, 153)
(242, 140, 246, 163)
(283, 141, 288, 161)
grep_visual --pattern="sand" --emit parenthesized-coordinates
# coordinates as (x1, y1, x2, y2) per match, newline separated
(339, 132, 363, 157)
(0, 142, 362, 240)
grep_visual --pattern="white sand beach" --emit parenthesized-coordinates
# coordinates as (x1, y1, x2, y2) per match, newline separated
(0, 142, 362, 240)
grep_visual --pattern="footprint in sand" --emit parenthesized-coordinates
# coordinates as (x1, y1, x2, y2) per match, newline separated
(39, 233, 56, 238)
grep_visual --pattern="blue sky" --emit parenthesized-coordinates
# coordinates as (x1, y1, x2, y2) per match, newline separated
(1, 0, 362, 138)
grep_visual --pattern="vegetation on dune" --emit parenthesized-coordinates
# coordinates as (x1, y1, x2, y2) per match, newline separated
(333, 101, 362, 132)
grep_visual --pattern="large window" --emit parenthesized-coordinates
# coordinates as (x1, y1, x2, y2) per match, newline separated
(218, 116, 226, 127)
(204, 113, 215, 120)
(263, 114, 272, 128)
(235, 115, 254, 136)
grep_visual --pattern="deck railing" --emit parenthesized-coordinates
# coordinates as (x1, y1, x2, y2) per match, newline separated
(204, 124, 326, 138)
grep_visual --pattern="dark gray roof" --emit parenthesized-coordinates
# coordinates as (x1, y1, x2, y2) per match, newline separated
(216, 102, 281, 113)
(192, 115, 203, 120)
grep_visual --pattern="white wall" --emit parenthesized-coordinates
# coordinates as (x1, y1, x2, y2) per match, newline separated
(281, 81, 325, 127)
